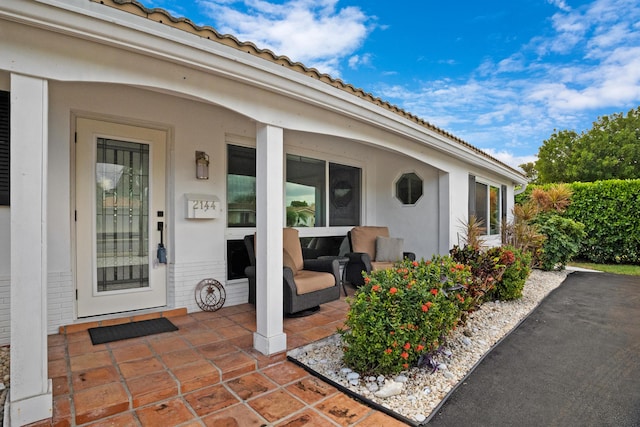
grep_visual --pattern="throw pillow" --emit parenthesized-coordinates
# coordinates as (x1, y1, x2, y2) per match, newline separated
(375, 236, 404, 262)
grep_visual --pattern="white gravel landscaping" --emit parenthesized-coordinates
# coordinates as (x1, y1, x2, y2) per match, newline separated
(288, 269, 570, 425)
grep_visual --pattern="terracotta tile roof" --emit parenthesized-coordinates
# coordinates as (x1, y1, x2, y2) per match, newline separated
(91, 0, 523, 177)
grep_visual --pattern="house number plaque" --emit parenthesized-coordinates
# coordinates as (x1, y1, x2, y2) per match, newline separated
(185, 193, 221, 219)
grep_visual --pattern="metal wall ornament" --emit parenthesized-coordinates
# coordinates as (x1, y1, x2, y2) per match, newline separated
(194, 278, 226, 311)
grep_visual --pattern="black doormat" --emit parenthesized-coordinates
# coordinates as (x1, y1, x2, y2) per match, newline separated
(88, 317, 178, 345)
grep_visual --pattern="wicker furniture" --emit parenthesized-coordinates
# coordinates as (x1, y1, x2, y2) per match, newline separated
(244, 228, 341, 316)
(345, 226, 416, 287)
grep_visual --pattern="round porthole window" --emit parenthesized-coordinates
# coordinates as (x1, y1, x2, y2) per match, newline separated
(395, 172, 423, 205)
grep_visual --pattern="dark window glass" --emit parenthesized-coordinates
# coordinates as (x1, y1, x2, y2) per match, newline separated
(395, 172, 423, 205)
(286, 154, 326, 227)
(329, 163, 361, 226)
(227, 145, 256, 227)
(474, 182, 501, 235)
(227, 239, 250, 280)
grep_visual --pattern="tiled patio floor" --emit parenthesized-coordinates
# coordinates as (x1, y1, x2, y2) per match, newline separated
(28, 292, 406, 426)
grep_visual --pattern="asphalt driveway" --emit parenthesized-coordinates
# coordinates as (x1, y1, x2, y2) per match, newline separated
(428, 271, 640, 427)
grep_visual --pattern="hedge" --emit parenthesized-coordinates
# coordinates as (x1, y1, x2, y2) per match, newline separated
(565, 180, 640, 264)
(517, 179, 640, 264)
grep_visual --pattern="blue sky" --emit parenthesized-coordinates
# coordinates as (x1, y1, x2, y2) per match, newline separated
(146, 0, 640, 169)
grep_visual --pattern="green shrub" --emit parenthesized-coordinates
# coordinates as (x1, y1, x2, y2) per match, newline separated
(566, 180, 640, 264)
(489, 246, 531, 300)
(533, 213, 585, 270)
(450, 244, 506, 308)
(339, 257, 471, 375)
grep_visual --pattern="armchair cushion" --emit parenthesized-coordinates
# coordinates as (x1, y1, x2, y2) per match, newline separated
(294, 270, 336, 294)
(283, 228, 304, 273)
(349, 226, 389, 260)
(375, 236, 404, 262)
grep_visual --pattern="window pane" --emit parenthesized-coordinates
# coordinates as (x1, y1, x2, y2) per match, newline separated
(227, 145, 256, 227)
(475, 182, 488, 235)
(329, 163, 361, 226)
(395, 172, 423, 205)
(489, 185, 500, 235)
(286, 155, 325, 227)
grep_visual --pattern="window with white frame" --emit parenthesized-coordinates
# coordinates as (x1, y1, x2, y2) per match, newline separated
(226, 145, 361, 228)
(469, 175, 502, 236)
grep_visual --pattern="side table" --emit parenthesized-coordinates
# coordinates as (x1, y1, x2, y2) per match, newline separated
(318, 255, 349, 296)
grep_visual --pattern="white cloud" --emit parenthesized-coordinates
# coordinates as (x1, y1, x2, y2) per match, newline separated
(196, 0, 372, 75)
(482, 149, 537, 170)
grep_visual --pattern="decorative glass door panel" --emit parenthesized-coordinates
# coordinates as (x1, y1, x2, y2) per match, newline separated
(76, 118, 166, 317)
(96, 138, 150, 292)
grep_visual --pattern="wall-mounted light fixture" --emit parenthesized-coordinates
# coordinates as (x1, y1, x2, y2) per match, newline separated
(196, 151, 209, 180)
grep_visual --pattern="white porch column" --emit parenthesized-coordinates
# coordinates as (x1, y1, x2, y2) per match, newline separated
(253, 123, 287, 355)
(9, 74, 53, 426)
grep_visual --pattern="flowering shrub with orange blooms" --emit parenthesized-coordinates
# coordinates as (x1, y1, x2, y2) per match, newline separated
(339, 256, 472, 375)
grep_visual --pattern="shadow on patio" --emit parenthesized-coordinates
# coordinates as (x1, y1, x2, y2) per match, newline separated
(31, 290, 405, 426)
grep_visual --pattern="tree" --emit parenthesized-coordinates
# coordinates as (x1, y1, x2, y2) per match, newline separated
(535, 107, 640, 183)
(518, 161, 538, 183)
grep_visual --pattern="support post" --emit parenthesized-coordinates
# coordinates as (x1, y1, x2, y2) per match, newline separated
(253, 123, 287, 355)
(9, 74, 53, 426)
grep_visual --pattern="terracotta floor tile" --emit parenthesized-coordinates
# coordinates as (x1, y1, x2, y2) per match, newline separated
(72, 365, 120, 391)
(202, 403, 266, 427)
(136, 398, 195, 426)
(355, 410, 409, 426)
(211, 351, 256, 380)
(73, 382, 130, 425)
(126, 371, 178, 408)
(147, 335, 189, 354)
(49, 344, 67, 362)
(247, 349, 287, 369)
(225, 372, 278, 400)
(228, 333, 254, 350)
(298, 326, 335, 343)
(201, 316, 235, 330)
(110, 342, 153, 363)
(171, 359, 220, 393)
(275, 408, 337, 427)
(68, 339, 107, 357)
(217, 324, 252, 340)
(48, 358, 69, 378)
(175, 321, 209, 334)
(286, 334, 311, 350)
(48, 334, 66, 347)
(165, 315, 198, 327)
(65, 330, 91, 343)
(160, 348, 203, 369)
(52, 375, 69, 396)
(315, 393, 371, 426)
(52, 395, 71, 422)
(184, 384, 239, 417)
(285, 376, 338, 404)
(197, 341, 238, 359)
(261, 361, 309, 385)
(83, 412, 141, 427)
(247, 389, 305, 423)
(118, 356, 164, 379)
(69, 351, 112, 372)
(182, 329, 224, 346)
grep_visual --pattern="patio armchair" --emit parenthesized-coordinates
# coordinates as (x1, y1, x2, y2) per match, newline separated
(244, 228, 341, 316)
(345, 226, 416, 287)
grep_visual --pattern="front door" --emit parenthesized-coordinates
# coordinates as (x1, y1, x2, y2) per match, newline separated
(76, 118, 167, 317)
